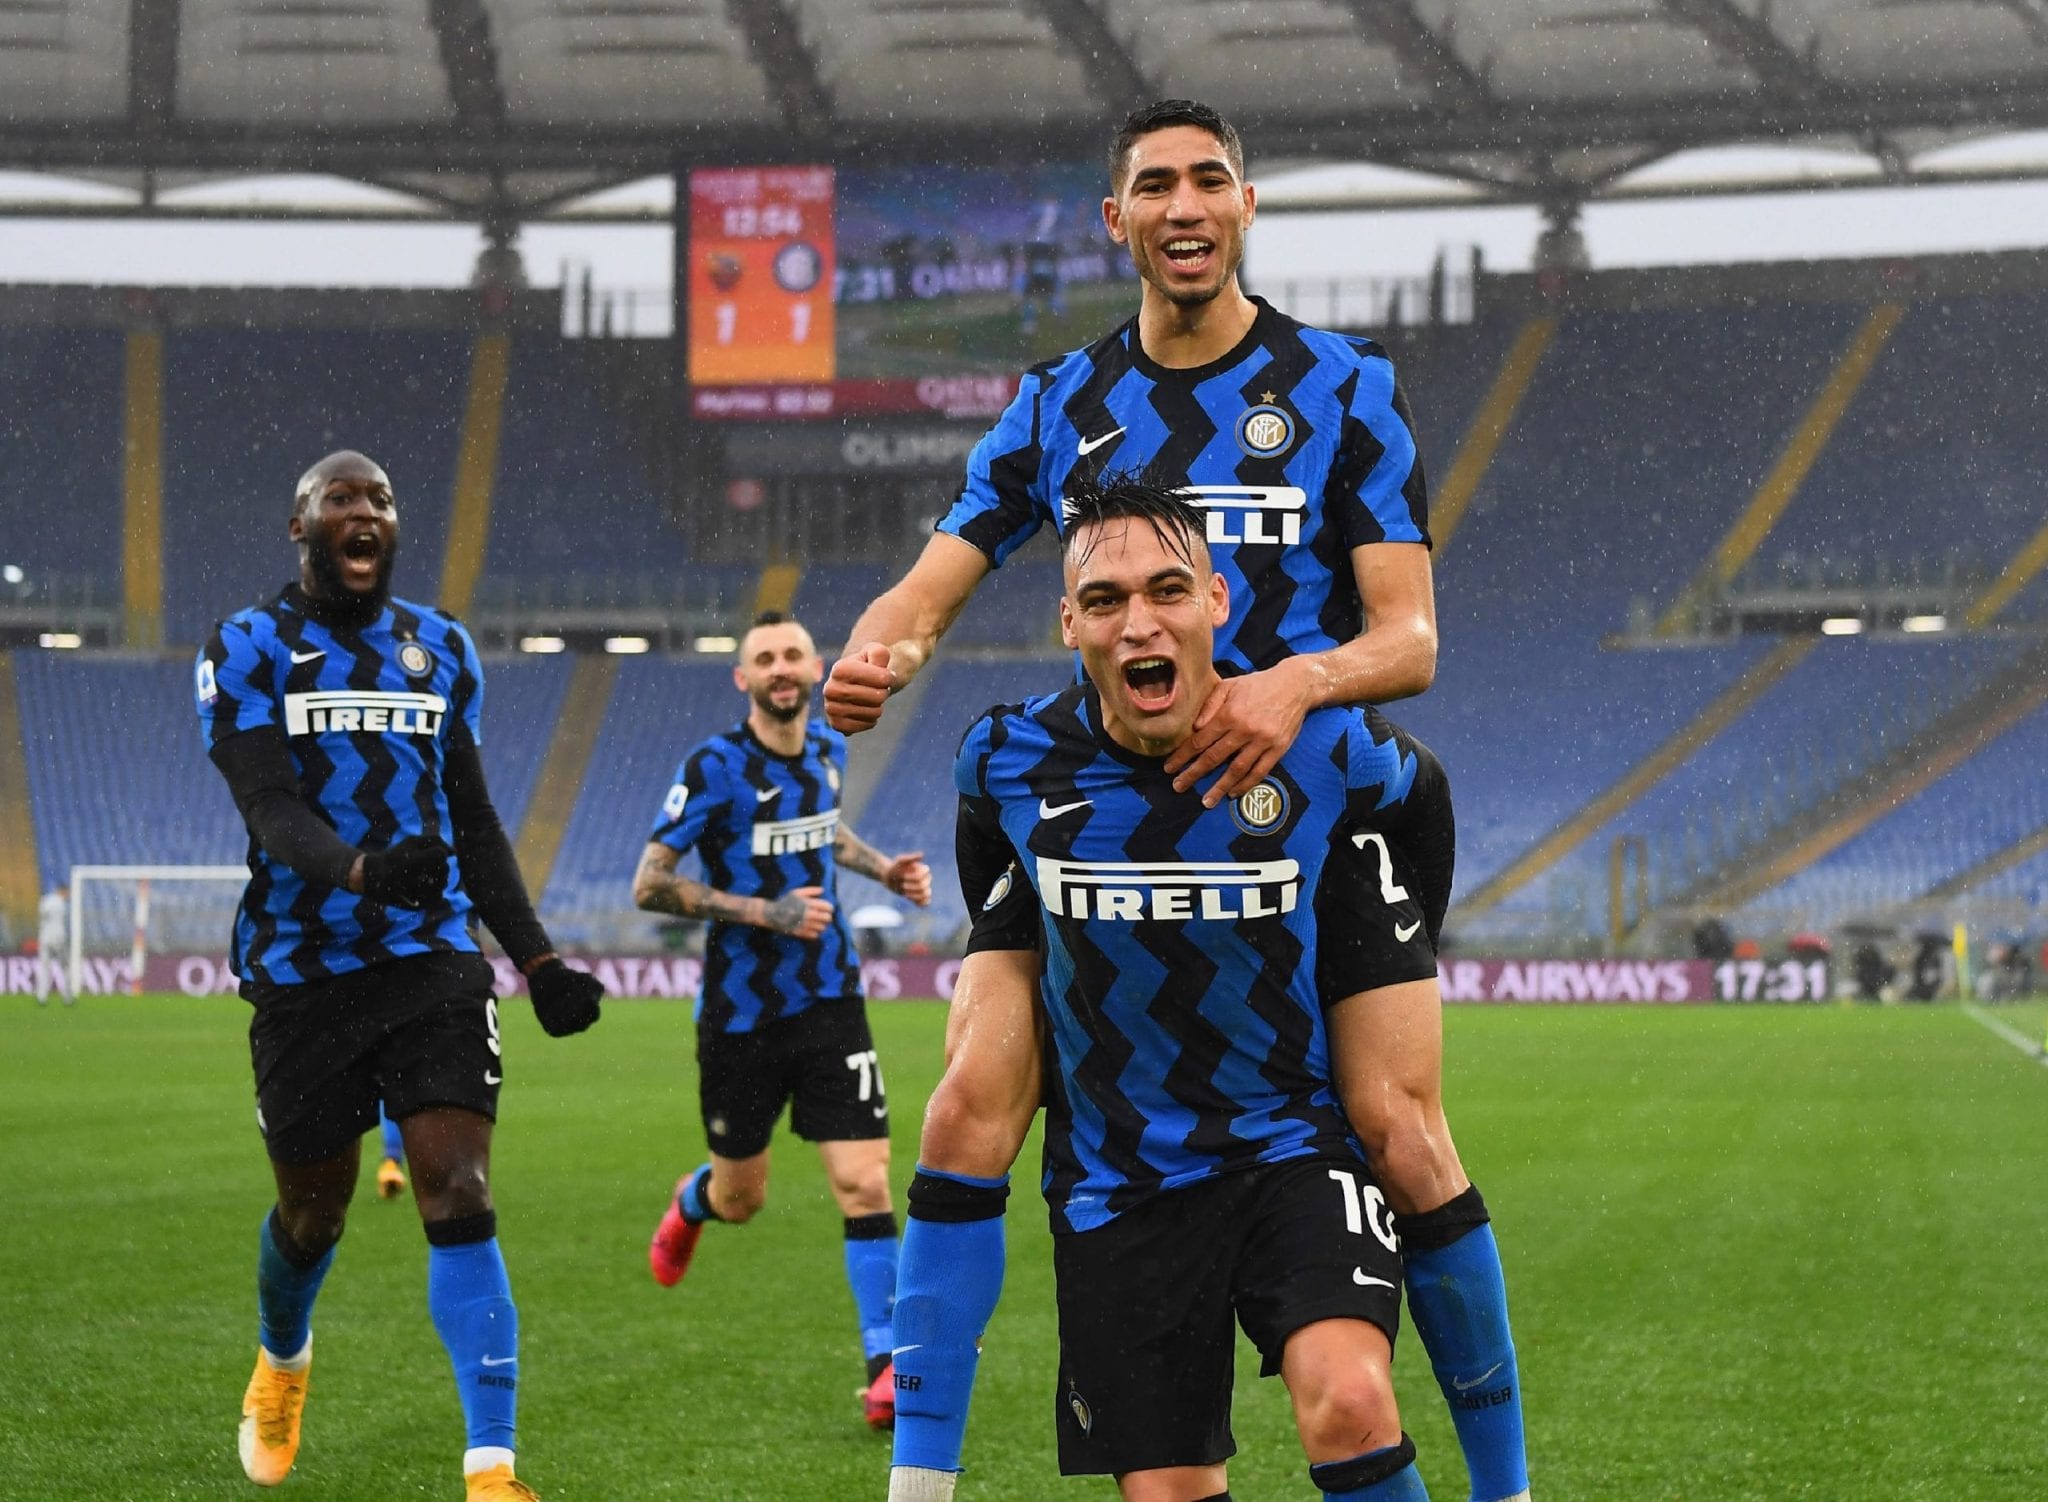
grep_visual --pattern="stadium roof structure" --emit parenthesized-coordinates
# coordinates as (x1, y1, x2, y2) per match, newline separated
(5, 0, 2048, 226)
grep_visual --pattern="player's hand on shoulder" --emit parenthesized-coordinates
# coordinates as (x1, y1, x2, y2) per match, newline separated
(824, 644, 894, 735)
(358, 834, 455, 908)
(1165, 660, 1317, 808)
(884, 851, 933, 908)
(764, 885, 834, 940)
(527, 957, 604, 1038)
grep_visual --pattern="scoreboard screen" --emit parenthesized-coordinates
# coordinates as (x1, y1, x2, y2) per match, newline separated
(687, 166, 836, 386)
(686, 160, 1135, 420)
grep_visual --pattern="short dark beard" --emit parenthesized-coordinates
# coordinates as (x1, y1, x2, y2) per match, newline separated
(752, 684, 809, 724)
(304, 534, 398, 628)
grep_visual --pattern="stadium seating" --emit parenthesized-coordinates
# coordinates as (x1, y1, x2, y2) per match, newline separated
(161, 328, 470, 645)
(539, 656, 741, 945)
(852, 654, 1074, 940)
(0, 326, 125, 596)
(12, 281, 2048, 956)
(1738, 693, 2048, 928)
(483, 336, 686, 581)
(1761, 293, 2048, 581)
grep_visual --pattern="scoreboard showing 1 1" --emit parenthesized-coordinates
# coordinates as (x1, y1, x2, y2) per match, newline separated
(688, 166, 837, 386)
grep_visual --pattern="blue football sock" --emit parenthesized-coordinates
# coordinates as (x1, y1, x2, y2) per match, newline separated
(425, 1212, 518, 1454)
(891, 1168, 1009, 1474)
(256, 1209, 334, 1360)
(1400, 1188, 1528, 1502)
(378, 1103, 404, 1164)
(843, 1212, 900, 1369)
(1311, 1436, 1431, 1500)
(678, 1163, 719, 1224)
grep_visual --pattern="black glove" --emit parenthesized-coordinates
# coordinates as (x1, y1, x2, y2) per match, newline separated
(528, 958, 603, 1038)
(359, 835, 454, 909)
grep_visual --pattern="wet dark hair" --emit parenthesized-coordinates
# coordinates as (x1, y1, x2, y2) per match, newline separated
(1108, 99, 1245, 194)
(1062, 475, 1207, 572)
(753, 610, 789, 628)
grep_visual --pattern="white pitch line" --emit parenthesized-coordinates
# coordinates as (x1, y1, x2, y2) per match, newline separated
(1963, 1005, 2048, 1067)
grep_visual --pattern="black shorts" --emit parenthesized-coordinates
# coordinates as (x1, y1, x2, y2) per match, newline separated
(1314, 827, 1439, 1003)
(244, 950, 502, 1165)
(1051, 1154, 1404, 1476)
(696, 999, 888, 1159)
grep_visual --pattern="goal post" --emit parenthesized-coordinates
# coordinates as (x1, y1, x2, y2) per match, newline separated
(67, 864, 248, 998)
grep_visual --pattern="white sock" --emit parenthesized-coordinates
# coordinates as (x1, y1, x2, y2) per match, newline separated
(464, 1446, 516, 1476)
(888, 1466, 958, 1502)
(265, 1337, 312, 1373)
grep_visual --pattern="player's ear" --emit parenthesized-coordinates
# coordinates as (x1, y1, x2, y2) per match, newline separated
(1059, 596, 1079, 649)
(1102, 194, 1126, 246)
(732, 664, 748, 693)
(1208, 571, 1229, 626)
(1240, 180, 1256, 231)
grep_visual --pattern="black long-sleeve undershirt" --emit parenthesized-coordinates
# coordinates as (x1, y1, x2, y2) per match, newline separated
(209, 723, 552, 969)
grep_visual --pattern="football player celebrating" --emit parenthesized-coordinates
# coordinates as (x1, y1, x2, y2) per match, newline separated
(635, 612, 932, 1430)
(828, 101, 1528, 1502)
(197, 450, 604, 1502)
(956, 479, 1437, 1500)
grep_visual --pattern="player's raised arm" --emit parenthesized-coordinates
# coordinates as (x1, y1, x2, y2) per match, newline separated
(632, 843, 835, 940)
(833, 823, 932, 907)
(824, 533, 990, 734)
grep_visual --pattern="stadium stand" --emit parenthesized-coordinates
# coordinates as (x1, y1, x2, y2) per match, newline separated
(0, 326, 125, 596)
(853, 653, 1075, 940)
(10, 262, 2048, 959)
(161, 328, 469, 645)
(539, 655, 742, 946)
(1737, 694, 2048, 928)
(483, 335, 686, 582)
(1759, 292, 2048, 581)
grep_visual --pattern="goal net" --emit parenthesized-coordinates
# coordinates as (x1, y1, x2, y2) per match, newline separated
(65, 865, 248, 998)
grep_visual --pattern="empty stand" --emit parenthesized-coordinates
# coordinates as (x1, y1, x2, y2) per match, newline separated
(161, 328, 469, 645)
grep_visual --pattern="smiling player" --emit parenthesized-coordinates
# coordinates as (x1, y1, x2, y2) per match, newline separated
(635, 612, 932, 1430)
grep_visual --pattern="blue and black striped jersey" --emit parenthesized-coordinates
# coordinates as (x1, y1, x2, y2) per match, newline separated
(955, 681, 1422, 1234)
(937, 298, 1429, 673)
(196, 585, 483, 985)
(650, 718, 862, 1032)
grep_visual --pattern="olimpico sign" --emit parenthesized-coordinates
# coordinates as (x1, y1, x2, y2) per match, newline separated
(8, 954, 1822, 1004)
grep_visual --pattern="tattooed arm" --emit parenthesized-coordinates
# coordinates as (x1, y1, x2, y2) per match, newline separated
(835, 824, 934, 907)
(633, 842, 834, 939)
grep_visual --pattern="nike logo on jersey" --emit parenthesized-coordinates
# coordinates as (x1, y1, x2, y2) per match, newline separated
(484, 1070, 501, 1085)
(1352, 1270, 1396, 1289)
(1076, 425, 1125, 455)
(1394, 918, 1421, 943)
(1451, 1363, 1504, 1392)
(1038, 797, 1091, 820)
(755, 787, 779, 803)
(288, 648, 324, 664)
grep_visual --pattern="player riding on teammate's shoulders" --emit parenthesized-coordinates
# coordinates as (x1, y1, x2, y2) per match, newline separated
(826, 99, 1530, 1502)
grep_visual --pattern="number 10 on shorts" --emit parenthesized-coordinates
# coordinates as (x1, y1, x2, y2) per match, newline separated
(1328, 1167, 1400, 1252)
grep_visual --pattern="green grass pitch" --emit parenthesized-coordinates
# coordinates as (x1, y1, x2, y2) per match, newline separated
(4, 996, 2047, 1499)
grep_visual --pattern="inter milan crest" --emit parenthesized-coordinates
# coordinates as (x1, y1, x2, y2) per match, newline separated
(398, 642, 432, 677)
(1231, 779, 1289, 835)
(982, 866, 1015, 911)
(1235, 399, 1294, 458)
